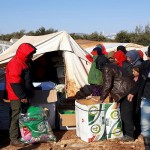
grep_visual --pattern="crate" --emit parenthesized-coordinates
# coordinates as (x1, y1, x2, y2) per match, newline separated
(58, 109, 76, 130)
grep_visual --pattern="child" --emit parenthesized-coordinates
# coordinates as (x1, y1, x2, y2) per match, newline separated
(132, 65, 141, 138)
(132, 66, 140, 82)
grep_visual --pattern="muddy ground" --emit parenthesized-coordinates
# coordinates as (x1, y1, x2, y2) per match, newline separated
(0, 130, 145, 150)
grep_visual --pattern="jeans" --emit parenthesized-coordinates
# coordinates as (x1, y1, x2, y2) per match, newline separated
(141, 97, 150, 137)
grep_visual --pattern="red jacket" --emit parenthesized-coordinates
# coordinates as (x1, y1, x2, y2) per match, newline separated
(5, 43, 36, 100)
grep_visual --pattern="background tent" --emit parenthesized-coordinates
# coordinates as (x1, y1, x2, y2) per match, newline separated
(85, 43, 147, 60)
(0, 31, 91, 98)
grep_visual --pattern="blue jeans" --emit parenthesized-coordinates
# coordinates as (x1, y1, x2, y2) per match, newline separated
(141, 97, 150, 137)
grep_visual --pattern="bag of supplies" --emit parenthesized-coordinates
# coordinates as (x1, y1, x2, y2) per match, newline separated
(19, 106, 56, 143)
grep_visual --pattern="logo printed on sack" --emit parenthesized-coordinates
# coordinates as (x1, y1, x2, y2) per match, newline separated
(89, 106, 98, 115)
(113, 127, 122, 136)
(110, 110, 119, 119)
(91, 124, 101, 134)
(88, 136, 96, 142)
(23, 127, 30, 136)
(37, 122, 47, 132)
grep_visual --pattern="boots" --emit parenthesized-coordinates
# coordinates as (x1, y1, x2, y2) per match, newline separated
(144, 137, 150, 150)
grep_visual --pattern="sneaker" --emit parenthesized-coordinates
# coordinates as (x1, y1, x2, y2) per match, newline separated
(10, 140, 25, 147)
(120, 135, 134, 142)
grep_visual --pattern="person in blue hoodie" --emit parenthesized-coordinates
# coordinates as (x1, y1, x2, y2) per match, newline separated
(126, 50, 142, 67)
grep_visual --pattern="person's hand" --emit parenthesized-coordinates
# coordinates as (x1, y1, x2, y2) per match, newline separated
(127, 94, 134, 102)
(21, 99, 28, 103)
(97, 99, 104, 104)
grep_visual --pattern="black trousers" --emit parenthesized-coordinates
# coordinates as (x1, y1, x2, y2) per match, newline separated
(120, 96, 134, 138)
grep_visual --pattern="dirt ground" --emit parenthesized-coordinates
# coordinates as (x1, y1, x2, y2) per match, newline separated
(76, 39, 103, 49)
(0, 130, 145, 150)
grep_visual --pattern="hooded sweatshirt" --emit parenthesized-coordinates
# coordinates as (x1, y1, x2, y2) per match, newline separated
(5, 43, 36, 100)
(126, 50, 142, 66)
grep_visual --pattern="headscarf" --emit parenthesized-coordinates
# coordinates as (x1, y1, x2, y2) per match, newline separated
(96, 44, 108, 55)
(126, 50, 141, 66)
(137, 50, 144, 60)
(91, 47, 103, 56)
(117, 45, 127, 54)
(85, 46, 102, 62)
(113, 50, 126, 67)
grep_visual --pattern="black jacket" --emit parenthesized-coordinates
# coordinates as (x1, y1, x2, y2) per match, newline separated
(122, 61, 133, 79)
(130, 60, 150, 102)
(100, 63, 135, 102)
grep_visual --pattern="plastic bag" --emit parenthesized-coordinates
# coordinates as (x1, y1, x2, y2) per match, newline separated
(19, 106, 56, 143)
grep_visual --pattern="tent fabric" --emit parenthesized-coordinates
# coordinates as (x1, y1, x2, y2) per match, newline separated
(85, 43, 144, 53)
(0, 31, 91, 98)
(0, 31, 89, 64)
(85, 43, 147, 60)
(64, 51, 91, 97)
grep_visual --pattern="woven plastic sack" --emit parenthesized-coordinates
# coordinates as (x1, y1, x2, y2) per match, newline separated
(19, 106, 56, 143)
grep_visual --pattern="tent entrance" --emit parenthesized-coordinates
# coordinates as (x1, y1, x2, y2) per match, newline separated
(31, 51, 65, 84)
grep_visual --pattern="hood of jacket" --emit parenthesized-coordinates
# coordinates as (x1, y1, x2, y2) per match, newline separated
(15, 43, 36, 62)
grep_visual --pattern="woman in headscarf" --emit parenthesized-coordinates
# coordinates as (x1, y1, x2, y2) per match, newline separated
(126, 50, 142, 66)
(88, 44, 107, 96)
(113, 50, 133, 78)
(117, 45, 127, 54)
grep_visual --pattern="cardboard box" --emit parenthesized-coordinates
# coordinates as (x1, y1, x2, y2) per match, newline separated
(0, 88, 57, 104)
(58, 109, 76, 130)
(75, 98, 123, 142)
(31, 89, 57, 104)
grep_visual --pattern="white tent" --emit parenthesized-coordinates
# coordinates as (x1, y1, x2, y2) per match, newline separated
(0, 31, 91, 98)
(85, 43, 148, 60)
